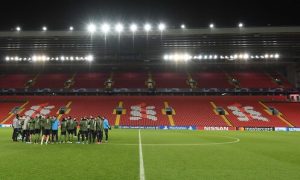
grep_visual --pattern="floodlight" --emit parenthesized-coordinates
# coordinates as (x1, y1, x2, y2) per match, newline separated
(16, 26, 21, 31)
(87, 23, 96, 33)
(115, 23, 124, 33)
(238, 23, 244, 28)
(101, 23, 110, 34)
(181, 24, 186, 29)
(209, 23, 214, 28)
(144, 23, 152, 32)
(42, 26, 47, 31)
(130, 24, 138, 32)
(158, 23, 166, 31)
(69, 26, 74, 31)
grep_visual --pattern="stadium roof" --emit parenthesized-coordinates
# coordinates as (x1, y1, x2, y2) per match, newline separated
(1, 26, 300, 64)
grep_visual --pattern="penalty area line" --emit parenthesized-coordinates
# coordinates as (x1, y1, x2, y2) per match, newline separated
(139, 129, 145, 180)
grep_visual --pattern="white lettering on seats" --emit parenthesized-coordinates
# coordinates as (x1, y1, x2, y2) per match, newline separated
(227, 105, 268, 122)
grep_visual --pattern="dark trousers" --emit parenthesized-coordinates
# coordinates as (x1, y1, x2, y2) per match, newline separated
(89, 130, 96, 143)
(51, 130, 58, 142)
(12, 128, 19, 141)
(104, 129, 109, 141)
(81, 131, 88, 142)
(74, 127, 77, 136)
(22, 130, 29, 142)
(96, 130, 103, 142)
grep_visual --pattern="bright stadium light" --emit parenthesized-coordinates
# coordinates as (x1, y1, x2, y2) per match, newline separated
(5, 56, 9, 61)
(101, 23, 110, 34)
(275, 53, 280, 59)
(69, 26, 74, 31)
(42, 26, 47, 31)
(158, 23, 166, 31)
(115, 23, 124, 33)
(209, 23, 214, 28)
(86, 55, 94, 62)
(87, 23, 96, 33)
(130, 24, 138, 32)
(181, 24, 186, 29)
(16, 26, 21, 31)
(265, 54, 269, 59)
(144, 23, 152, 32)
(238, 23, 244, 28)
(60, 56, 65, 61)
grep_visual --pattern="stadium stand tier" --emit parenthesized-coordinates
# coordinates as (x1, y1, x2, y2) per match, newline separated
(1, 96, 299, 127)
(0, 71, 294, 89)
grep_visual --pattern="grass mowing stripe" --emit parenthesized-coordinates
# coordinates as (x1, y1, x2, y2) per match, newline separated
(139, 129, 145, 180)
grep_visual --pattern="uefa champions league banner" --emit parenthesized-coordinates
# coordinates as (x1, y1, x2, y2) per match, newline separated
(118, 126, 158, 129)
(0, 124, 12, 128)
(159, 126, 196, 130)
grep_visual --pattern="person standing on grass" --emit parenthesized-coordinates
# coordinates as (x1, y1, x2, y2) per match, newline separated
(21, 116, 30, 143)
(96, 116, 104, 144)
(67, 117, 75, 143)
(28, 117, 35, 143)
(79, 118, 88, 144)
(34, 115, 42, 144)
(103, 117, 111, 143)
(74, 118, 78, 137)
(60, 118, 67, 143)
(12, 114, 21, 142)
(41, 116, 51, 145)
(89, 117, 97, 144)
(51, 116, 59, 144)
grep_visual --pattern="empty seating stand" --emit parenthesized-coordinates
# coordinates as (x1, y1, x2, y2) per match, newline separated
(113, 72, 147, 88)
(192, 72, 233, 88)
(231, 72, 278, 88)
(33, 73, 71, 88)
(0, 74, 34, 88)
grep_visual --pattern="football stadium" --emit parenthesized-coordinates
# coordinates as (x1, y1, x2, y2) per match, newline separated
(1, 1, 300, 180)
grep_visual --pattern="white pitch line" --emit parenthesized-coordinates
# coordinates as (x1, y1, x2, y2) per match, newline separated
(139, 129, 145, 180)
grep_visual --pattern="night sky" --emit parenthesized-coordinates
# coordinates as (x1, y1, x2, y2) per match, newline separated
(0, 0, 299, 30)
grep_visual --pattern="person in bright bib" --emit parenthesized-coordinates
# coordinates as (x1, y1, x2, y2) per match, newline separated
(103, 117, 111, 143)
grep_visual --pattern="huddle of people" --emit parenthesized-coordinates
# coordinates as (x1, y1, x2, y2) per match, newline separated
(12, 114, 111, 145)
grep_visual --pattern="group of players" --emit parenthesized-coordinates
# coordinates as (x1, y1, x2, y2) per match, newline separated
(12, 114, 111, 145)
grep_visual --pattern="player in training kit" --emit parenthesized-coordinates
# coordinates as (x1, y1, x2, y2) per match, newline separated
(79, 118, 89, 144)
(34, 116, 42, 144)
(67, 117, 75, 143)
(89, 117, 97, 144)
(103, 117, 111, 143)
(21, 116, 30, 143)
(60, 118, 67, 143)
(28, 117, 35, 143)
(41, 116, 52, 145)
(96, 116, 104, 144)
(51, 116, 59, 144)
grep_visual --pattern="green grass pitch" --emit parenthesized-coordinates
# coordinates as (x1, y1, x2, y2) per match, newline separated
(0, 128, 300, 180)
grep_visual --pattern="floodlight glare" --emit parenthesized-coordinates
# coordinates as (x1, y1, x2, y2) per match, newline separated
(69, 26, 74, 31)
(42, 26, 47, 31)
(144, 23, 152, 32)
(181, 24, 186, 29)
(101, 23, 110, 34)
(209, 23, 214, 28)
(16, 26, 21, 31)
(86, 55, 94, 62)
(158, 23, 166, 31)
(275, 54, 279, 58)
(87, 23, 96, 33)
(130, 24, 138, 32)
(238, 23, 244, 28)
(115, 23, 124, 33)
